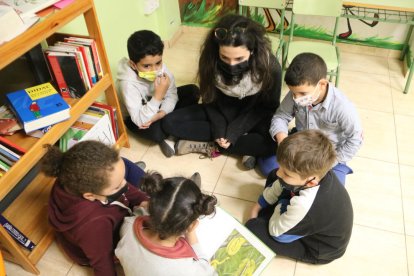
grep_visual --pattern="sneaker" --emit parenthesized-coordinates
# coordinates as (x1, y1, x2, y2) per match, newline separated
(242, 155, 256, 170)
(190, 172, 201, 188)
(134, 161, 146, 171)
(175, 140, 219, 159)
(159, 139, 175, 157)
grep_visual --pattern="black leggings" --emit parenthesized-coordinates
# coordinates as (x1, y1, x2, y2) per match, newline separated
(161, 104, 276, 157)
(125, 84, 200, 143)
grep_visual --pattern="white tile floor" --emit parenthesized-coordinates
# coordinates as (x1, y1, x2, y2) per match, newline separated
(5, 27, 414, 275)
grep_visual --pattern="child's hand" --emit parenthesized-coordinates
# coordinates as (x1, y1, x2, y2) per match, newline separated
(276, 132, 288, 145)
(139, 201, 149, 209)
(153, 73, 170, 101)
(215, 138, 231, 149)
(139, 122, 151, 129)
(250, 203, 261, 219)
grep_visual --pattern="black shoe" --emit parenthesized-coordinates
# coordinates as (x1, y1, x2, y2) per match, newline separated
(242, 155, 256, 170)
(159, 140, 175, 157)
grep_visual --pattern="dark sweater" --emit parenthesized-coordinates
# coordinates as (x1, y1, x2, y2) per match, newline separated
(48, 162, 148, 276)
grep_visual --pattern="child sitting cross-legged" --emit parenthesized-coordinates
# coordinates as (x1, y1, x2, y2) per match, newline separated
(246, 130, 353, 264)
(115, 172, 218, 276)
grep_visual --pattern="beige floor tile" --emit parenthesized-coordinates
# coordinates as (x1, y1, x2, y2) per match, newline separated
(400, 165, 414, 236)
(355, 108, 398, 163)
(261, 256, 296, 276)
(388, 58, 405, 78)
(390, 73, 414, 95)
(214, 156, 266, 202)
(407, 235, 414, 276)
(341, 52, 390, 76)
(391, 77, 414, 117)
(214, 193, 256, 223)
(295, 225, 407, 276)
(5, 242, 73, 276)
(119, 130, 151, 162)
(140, 144, 227, 192)
(395, 114, 414, 166)
(339, 70, 393, 113)
(66, 263, 125, 276)
(347, 157, 404, 233)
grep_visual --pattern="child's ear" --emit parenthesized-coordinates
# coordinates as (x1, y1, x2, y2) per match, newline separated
(186, 220, 200, 233)
(128, 60, 137, 71)
(306, 177, 319, 187)
(83, 192, 98, 202)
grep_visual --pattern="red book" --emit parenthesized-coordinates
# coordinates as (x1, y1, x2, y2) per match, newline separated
(46, 53, 71, 98)
(91, 102, 117, 140)
(0, 136, 26, 154)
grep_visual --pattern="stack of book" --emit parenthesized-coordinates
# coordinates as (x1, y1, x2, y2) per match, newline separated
(5, 83, 71, 134)
(45, 36, 103, 98)
(59, 102, 118, 151)
(0, 136, 26, 176)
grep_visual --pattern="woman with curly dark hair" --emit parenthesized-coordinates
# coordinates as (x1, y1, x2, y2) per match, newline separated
(43, 140, 148, 276)
(162, 14, 282, 172)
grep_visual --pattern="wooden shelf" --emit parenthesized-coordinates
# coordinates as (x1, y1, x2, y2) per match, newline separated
(0, 0, 129, 273)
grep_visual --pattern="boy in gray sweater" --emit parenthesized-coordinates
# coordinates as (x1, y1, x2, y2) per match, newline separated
(270, 53, 363, 184)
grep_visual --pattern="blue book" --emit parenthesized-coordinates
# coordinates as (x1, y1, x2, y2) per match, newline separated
(6, 83, 70, 133)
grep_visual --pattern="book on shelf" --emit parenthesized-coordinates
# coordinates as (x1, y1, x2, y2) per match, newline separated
(5, 82, 70, 133)
(45, 51, 87, 98)
(60, 112, 115, 151)
(0, 142, 21, 162)
(1, 0, 59, 19)
(0, 104, 22, 135)
(0, 136, 26, 154)
(91, 102, 118, 140)
(0, 215, 36, 251)
(0, 5, 38, 44)
(196, 207, 275, 276)
(64, 36, 103, 79)
(47, 44, 91, 90)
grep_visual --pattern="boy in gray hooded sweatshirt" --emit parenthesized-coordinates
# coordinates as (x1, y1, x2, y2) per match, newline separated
(117, 30, 199, 157)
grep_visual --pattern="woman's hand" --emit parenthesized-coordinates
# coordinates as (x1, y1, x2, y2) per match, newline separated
(215, 138, 231, 149)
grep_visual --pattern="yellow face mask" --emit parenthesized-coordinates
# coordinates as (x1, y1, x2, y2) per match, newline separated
(138, 70, 161, 82)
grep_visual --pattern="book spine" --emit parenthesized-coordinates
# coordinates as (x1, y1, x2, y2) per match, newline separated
(46, 54, 71, 98)
(0, 215, 36, 251)
(0, 159, 10, 171)
(0, 143, 20, 161)
(0, 136, 27, 154)
(90, 40, 103, 79)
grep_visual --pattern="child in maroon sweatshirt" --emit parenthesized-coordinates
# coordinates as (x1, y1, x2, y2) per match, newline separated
(42, 140, 148, 276)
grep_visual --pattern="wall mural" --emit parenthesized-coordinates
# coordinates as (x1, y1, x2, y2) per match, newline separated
(179, 0, 411, 51)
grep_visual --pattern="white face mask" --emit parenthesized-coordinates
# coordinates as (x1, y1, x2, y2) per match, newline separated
(293, 81, 321, 107)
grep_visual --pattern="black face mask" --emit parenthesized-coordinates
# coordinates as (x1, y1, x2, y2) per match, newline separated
(103, 183, 129, 204)
(279, 177, 315, 193)
(217, 59, 250, 80)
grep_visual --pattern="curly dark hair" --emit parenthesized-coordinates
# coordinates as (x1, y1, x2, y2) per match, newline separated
(140, 171, 217, 240)
(41, 141, 120, 196)
(127, 30, 164, 63)
(198, 14, 275, 103)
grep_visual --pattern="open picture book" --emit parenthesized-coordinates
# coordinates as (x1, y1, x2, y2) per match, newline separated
(196, 207, 275, 276)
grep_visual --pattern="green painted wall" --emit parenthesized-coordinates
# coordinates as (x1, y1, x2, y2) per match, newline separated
(59, 0, 181, 78)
